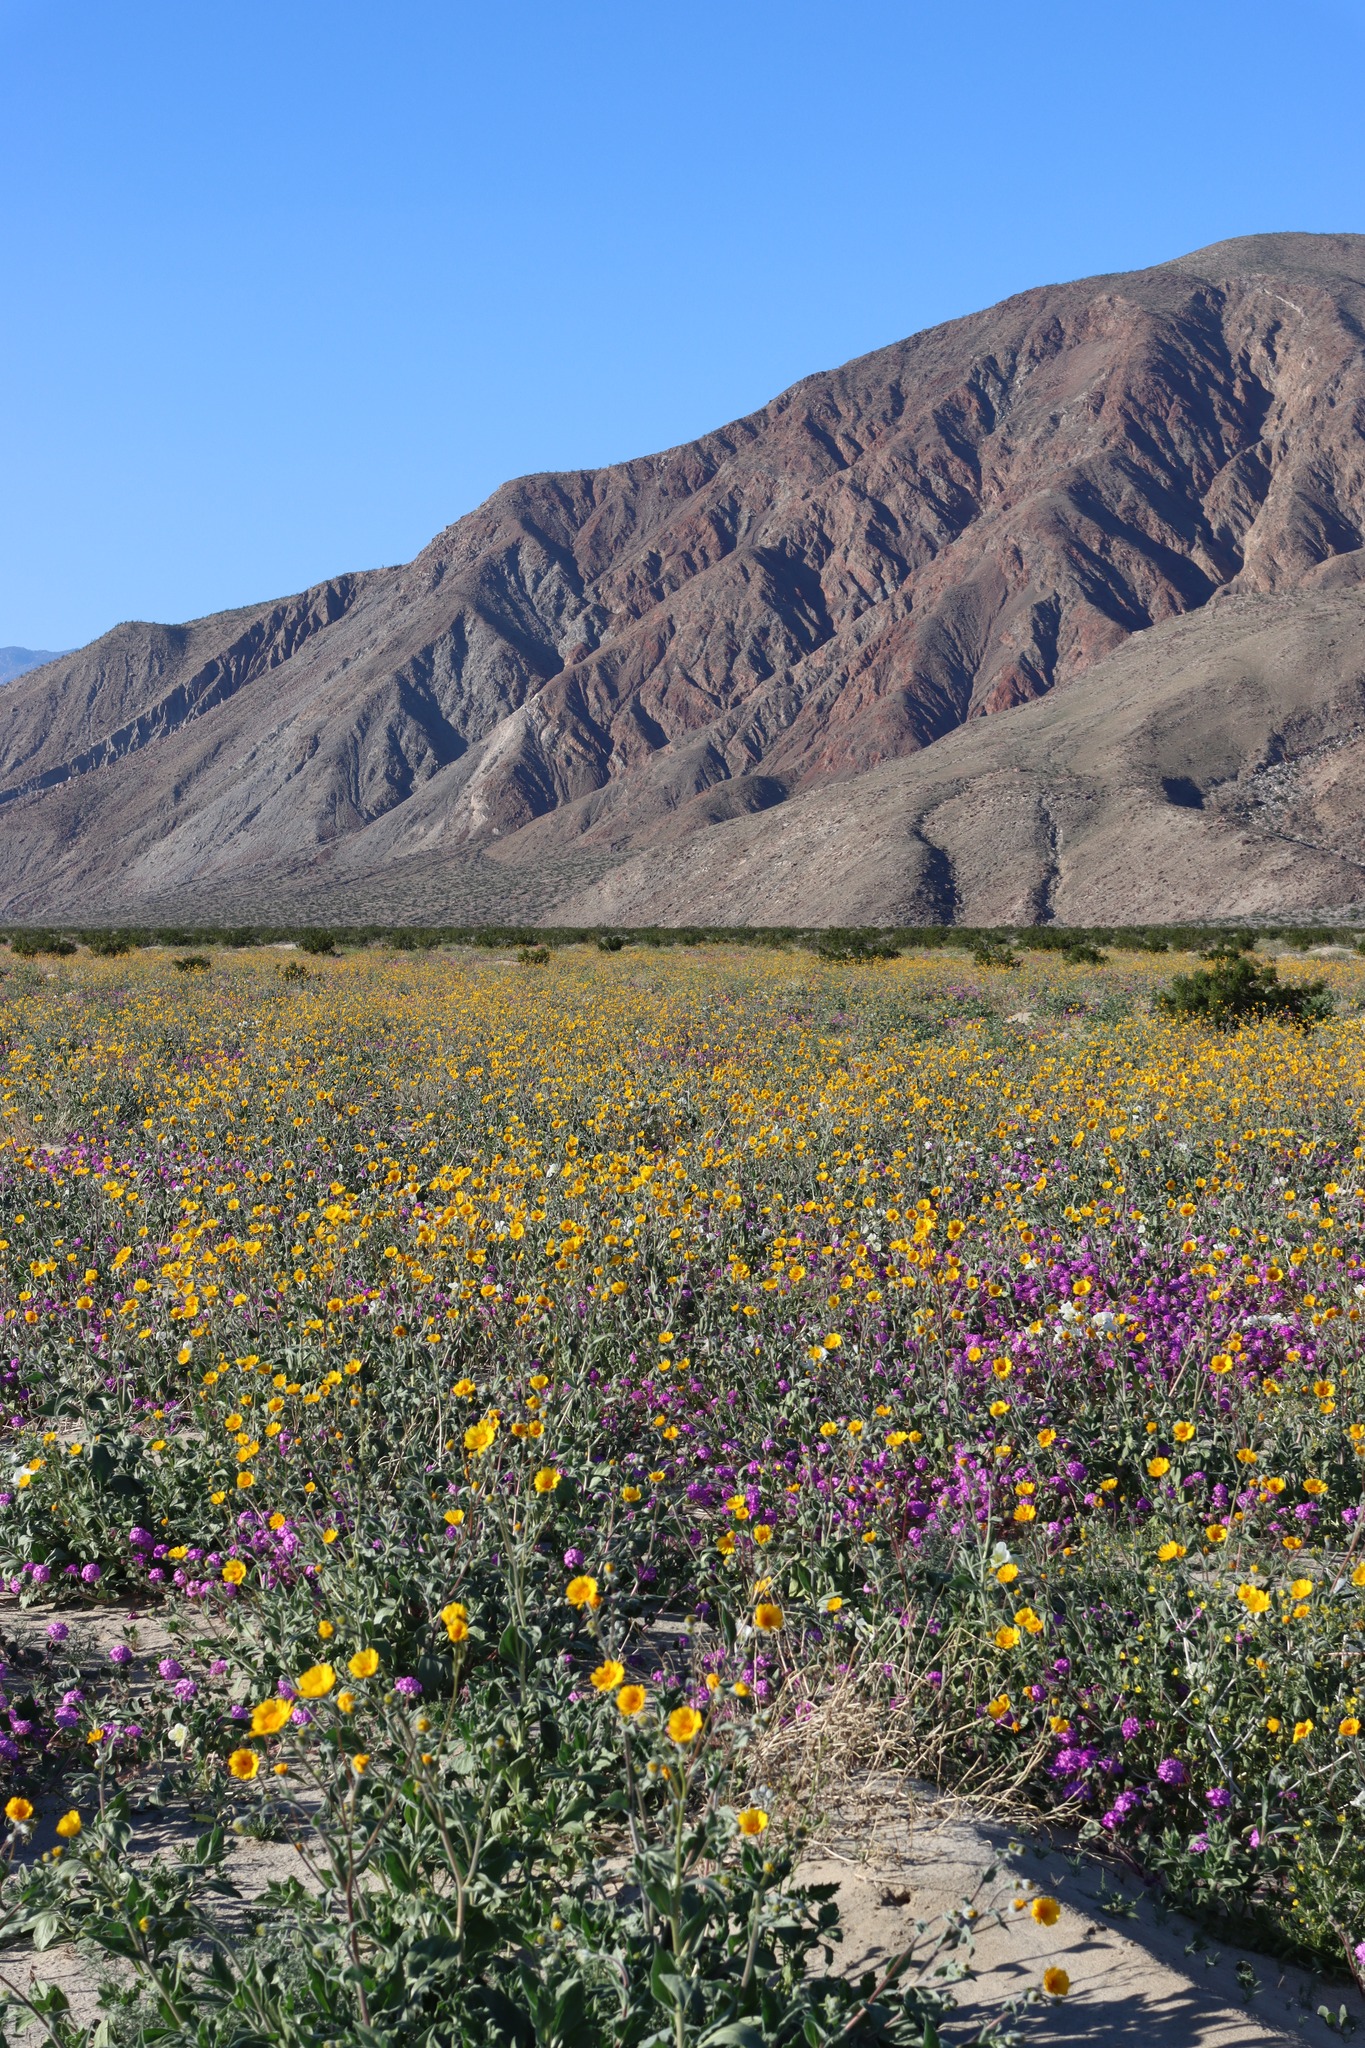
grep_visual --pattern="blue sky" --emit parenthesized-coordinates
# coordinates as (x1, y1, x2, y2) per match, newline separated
(2, 0, 1363, 650)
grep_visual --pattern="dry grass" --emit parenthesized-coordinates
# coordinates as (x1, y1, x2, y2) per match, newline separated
(748, 1643, 1080, 1854)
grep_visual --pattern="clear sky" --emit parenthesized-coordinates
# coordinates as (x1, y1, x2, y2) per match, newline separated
(2, 0, 1363, 650)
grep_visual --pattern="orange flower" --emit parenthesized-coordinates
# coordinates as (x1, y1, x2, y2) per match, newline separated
(591, 1660, 625, 1692)
(616, 1684, 647, 1718)
(753, 1602, 784, 1631)
(667, 1706, 703, 1745)
(227, 1749, 259, 1781)
(566, 1575, 599, 1608)
(736, 1807, 769, 1836)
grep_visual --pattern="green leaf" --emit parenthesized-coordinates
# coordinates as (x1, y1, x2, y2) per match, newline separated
(26, 1980, 69, 2015)
(29, 1913, 62, 1952)
(649, 1945, 684, 2011)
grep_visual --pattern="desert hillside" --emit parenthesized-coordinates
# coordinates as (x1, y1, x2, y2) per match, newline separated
(5, 230, 1365, 924)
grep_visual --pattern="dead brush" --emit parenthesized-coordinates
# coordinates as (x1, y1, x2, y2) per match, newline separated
(747, 1637, 1071, 1852)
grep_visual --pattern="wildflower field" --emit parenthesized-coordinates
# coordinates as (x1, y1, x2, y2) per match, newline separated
(0, 937, 1362, 2045)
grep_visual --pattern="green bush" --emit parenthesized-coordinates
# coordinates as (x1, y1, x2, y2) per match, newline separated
(597, 933, 626, 953)
(815, 930, 900, 963)
(172, 954, 211, 973)
(1156, 954, 1332, 1028)
(970, 937, 1017, 969)
(1062, 941, 1106, 965)
(297, 930, 338, 957)
(519, 945, 550, 965)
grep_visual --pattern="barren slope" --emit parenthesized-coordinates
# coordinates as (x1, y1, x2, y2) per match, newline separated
(4, 230, 1365, 923)
(541, 568, 1365, 927)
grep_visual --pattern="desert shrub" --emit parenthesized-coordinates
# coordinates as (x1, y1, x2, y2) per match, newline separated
(970, 936, 1017, 969)
(1260, 927, 1338, 953)
(1156, 954, 1332, 1028)
(1062, 940, 1106, 965)
(83, 933, 131, 957)
(597, 933, 626, 953)
(296, 930, 337, 956)
(279, 959, 310, 984)
(9, 932, 76, 958)
(1200, 932, 1256, 959)
(519, 944, 550, 965)
(815, 930, 900, 963)
(172, 954, 211, 973)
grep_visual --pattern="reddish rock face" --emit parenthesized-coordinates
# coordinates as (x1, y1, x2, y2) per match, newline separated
(4, 230, 1365, 924)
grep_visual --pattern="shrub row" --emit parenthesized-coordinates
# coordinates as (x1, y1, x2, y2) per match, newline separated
(2, 921, 1360, 958)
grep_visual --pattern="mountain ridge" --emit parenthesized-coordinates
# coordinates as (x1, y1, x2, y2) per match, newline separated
(0, 646, 70, 687)
(6, 230, 1365, 924)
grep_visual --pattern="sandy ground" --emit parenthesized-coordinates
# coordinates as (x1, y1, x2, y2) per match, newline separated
(802, 1780, 1365, 2044)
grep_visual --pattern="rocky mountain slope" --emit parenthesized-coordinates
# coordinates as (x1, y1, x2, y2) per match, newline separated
(5, 230, 1365, 925)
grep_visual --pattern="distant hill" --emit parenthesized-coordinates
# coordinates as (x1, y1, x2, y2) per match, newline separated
(5, 230, 1365, 926)
(0, 647, 67, 686)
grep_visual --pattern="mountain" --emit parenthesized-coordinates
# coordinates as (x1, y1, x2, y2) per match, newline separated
(0, 647, 69, 686)
(5, 230, 1365, 927)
